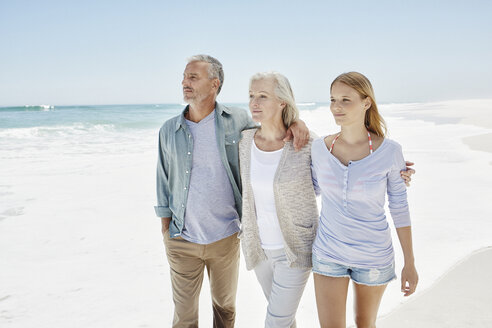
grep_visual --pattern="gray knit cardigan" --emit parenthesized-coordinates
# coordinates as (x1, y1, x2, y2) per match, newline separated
(238, 128, 319, 270)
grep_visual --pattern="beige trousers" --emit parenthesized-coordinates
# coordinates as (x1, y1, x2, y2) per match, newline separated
(163, 232, 240, 328)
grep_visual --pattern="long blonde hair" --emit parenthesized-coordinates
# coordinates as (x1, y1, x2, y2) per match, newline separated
(250, 71, 299, 128)
(331, 72, 386, 137)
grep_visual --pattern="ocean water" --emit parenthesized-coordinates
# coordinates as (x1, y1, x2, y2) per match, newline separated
(0, 104, 182, 129)
(0, 104, 182, 223)
(0, 102, 320, 203)
(1, 101, 491, 327)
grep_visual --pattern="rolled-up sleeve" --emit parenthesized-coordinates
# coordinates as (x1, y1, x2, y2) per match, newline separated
(387, 145, 411, 228)
(154, 130, 172, 218)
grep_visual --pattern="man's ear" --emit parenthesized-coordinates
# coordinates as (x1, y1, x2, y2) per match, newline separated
(213, 78, 220, 92)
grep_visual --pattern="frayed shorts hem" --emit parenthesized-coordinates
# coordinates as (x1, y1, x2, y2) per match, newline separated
(313, 269, 396, 286)
(312, 269, 351, 279)
(352, 275, 396, 286)
(312, 253, 396, 286)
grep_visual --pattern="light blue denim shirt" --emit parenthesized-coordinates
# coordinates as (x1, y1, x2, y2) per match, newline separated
(155, 102, 256, 238)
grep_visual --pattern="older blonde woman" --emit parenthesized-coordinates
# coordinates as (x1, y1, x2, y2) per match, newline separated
(239, 72, 318, 328)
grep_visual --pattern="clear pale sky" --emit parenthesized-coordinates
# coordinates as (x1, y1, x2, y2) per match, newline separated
(1, 0, 491, 106)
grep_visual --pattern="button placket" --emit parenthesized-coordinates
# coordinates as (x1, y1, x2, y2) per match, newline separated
(182, 130, 193, 214)
(343, 167, 349, 207)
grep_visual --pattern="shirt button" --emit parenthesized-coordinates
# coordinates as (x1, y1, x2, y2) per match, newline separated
(181, 204, 184, 208)
(187, 152, 191, 155)
(186, 170, 189, 174)
(232, 140, 236, 143)
(184, 187, 187, 190)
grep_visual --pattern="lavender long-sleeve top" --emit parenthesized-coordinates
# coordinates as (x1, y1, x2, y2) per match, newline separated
(311, 137, 411, 268)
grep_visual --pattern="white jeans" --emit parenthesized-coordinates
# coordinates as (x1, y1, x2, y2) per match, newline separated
(254, 248, 311, 328)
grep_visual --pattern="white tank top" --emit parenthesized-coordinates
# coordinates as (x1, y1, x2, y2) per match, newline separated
(250, 140, 285, 250)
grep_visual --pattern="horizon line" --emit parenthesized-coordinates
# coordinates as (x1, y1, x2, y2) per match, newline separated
(2, 97, 492, 109)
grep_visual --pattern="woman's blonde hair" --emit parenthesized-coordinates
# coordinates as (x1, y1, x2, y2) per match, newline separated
(250, 71, 299, 128)
(331, 72, 386, 137)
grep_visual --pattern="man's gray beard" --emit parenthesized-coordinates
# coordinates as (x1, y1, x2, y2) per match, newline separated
(183, 95, 193, 104)
(184, 94, 205, 107)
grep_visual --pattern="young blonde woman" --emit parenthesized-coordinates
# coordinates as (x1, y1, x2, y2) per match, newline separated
(238, 72, 318, 327)
(311, 72, 419, 328)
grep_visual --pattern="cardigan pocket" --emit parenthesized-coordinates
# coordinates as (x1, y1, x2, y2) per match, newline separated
(292, 224, 316, 250)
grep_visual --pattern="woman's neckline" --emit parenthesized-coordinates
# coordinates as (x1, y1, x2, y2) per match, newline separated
(321, 136, 387, 167)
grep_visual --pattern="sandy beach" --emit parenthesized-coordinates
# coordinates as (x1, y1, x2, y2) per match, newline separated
(1, 99, 492, 327)
(377, 247, 492, 328)
(438, 100, 492, 156)
(378, 99, 492, 156)
(463, 133, 492, 155)
(2, 0, 492, 325)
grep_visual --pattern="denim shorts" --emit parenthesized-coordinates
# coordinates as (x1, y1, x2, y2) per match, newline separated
(312, 253, 396, 286)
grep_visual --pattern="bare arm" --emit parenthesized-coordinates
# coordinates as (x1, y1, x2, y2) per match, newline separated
(396, 226, 419, 296)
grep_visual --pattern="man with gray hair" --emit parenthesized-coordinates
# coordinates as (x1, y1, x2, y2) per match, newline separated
(155, 54, 308, 327)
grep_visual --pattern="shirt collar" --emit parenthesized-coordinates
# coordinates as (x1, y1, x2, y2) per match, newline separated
(175, 102, 227, 132)
(175, 105, 189, 132)
(215, 102, 231, 115)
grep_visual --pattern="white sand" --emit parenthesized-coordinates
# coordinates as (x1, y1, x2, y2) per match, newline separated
(432, 100, 492, 156)
(377, 247, 492, 328)
(1, 99, 492, 327)
(379, 99, 492, 156)
(462, 133, 492, 155)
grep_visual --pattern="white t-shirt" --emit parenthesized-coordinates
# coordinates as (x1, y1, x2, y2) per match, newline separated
(250, 140, 285, 250)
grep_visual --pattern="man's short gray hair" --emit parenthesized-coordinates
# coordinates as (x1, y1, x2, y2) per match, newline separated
(187, 54, 224, 95)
